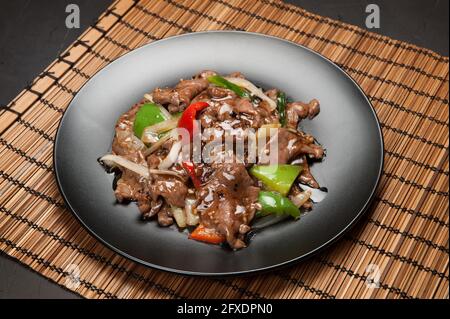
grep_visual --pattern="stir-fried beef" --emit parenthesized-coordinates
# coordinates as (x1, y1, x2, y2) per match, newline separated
(149, 175, 188, 208)
(157, 204, 174, 226)
(105, 70, 324, 250)
(141, 198, 163, 220)
(197, 163, 260, 249)
(207, 86, 236, 99)
(286, 99, 320, 129)
(112, 102, 146, 162)
(273, 128, 324, 164)
(153, 78, 209, 113)
(112, 101, 148, 203)
(264, 89, 278, 100)
(114, 170, 143, 202)
(297, 155, 320, 188)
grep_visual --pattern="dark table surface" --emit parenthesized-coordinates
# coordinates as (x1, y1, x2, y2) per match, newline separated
(0, 0, 448, 299)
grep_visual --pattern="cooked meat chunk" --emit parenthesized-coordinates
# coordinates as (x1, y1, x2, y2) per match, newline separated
(191, 90, 211, 103)
(147, 154, 161, 169)
(199, 101, 233, 127)
(140, 198, 163, 220)
(228, 71, 245, 78)
(260, 128, 324, 164)
(278, 128, 323, 163)
(112, 101, 146, 162)
(195, 70, 217, 79)
(229, 98, 264, 128)
(197, 163, 260, 249)
(264, 88, 278, 101)
(286, 99, 320, 129)
(114, 170, 143, 202)
(157, 205, 174, 226)
(112, 101, 148, 203)
(103, 70, 325, 250)
(231, 98, 258, 115)
(150, 175, 188, 208)
(297, 155, 320, 188)
(207, 86, 236, 99)
(258, 100, 280, 124)
(153, 78, 209, 113)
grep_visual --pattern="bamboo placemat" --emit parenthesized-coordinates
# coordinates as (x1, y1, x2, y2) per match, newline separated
(0, 0, 448, 299)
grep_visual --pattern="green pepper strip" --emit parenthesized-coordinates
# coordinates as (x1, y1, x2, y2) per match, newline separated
(250, 164, 302, 196)
(257, 191, 300, 219)
(207, 75, 250, 98)
(133, 103, 167, 138)
(277, 91, 287, 127)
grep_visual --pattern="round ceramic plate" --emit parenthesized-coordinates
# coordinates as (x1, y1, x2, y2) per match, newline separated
(54, 31, 383, 276)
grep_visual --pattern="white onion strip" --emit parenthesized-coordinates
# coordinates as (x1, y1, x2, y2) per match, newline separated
(144, 129, 176, 156)
(299, 184, 327, 203)
(171, 206, 186, 228)
(142, 117, 179, 136)
(143, 93, 154, 103)
(185, 197, 200, 226)
(100, 154, 184, 179)
(289, 190, 312, 208)
(149, 169, 184, 179)
(157, 104, 172, 120)
(158, 140, 182, 170)
(225, 77, 277, 110)
(100, 154, 149, 178)
(141, 130, 159, 144)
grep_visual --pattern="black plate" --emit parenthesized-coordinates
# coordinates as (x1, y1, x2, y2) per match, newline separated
(54, 31, 383, 276)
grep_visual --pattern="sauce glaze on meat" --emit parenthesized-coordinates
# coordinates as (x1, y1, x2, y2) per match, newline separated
(105, 70, 324, 249)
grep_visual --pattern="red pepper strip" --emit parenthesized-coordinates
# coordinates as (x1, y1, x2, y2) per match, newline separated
(189, 224, 225, 244)
(178, 101, 209, 141)
(182, 161, 201, 189)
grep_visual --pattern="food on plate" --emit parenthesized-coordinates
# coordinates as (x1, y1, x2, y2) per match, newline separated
(99, 70, 325, 249)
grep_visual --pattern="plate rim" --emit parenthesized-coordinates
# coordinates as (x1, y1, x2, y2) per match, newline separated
(53, 30, 384, 276)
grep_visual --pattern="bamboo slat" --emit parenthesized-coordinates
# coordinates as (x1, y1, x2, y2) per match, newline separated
(0, 0, 448, 299)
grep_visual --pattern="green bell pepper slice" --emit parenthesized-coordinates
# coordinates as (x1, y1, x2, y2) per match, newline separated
(133, 103, 167, 138)
(250, 164, 302, 196)
(257, 191, 300, 219)
(207, 75, 250, 98)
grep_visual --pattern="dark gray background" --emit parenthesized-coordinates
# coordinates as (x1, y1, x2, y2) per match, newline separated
(0, 0, 448, 299)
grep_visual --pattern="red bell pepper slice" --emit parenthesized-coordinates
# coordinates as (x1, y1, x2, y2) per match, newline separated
(182, 161, 201, 189)
(189, 224, 225, 244)
(178, 101, 209, 141)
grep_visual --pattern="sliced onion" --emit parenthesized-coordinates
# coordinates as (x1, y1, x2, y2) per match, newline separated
(185, 197, 200, 226)
(225, 77, 277, 110)
(141, 130, 160, 144)
(144, 129, 176, 156)
(100, 154, 184, 182)
(142, 117, 179, 137)
(143, 93, 154, 103)
(131, 135, 146, 150)
(219, 103, 232, 115)
(289, 190, 312, 208)
(99, 154, 149, 178)
(157, 104, 172, 120)
(171, 206, 186, 228)
(299, 184, 327, 203)
(158, 140, 182, 170)
(148, 169, 184, 179)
